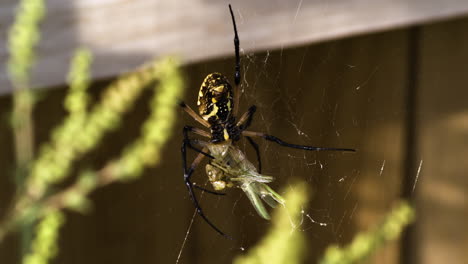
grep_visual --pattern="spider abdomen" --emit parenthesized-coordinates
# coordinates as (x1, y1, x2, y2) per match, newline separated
(198, 73, 233, 123)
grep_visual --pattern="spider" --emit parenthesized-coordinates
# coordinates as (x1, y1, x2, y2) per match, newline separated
(180, 4, 355, 239)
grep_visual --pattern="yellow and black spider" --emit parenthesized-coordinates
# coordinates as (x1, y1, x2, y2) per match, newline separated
(179, 4, 355, 239)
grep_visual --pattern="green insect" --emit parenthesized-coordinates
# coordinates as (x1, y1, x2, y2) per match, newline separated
(204, 141, 285, 220)
(179, 4, 355, 239)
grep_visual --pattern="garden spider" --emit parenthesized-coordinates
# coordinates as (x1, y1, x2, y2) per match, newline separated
(180, 4, 355, 239)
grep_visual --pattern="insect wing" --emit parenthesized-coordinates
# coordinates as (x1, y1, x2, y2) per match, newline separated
(242, 182, 271, 219)
(241, 182, 285, 220)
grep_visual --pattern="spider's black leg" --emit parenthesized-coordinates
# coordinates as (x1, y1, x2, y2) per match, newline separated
(242, 131, 356, 152)
(183, 126, 214, 159)
(182, 139, 232, 239)
(246, 136, 262, 173)
(183, 153, 233, 239)
(183, 126, 225, 196)
(193, 184, 226, 195)
(237, 105, 256, 130)
(229, 4, 240, 87)
(236, 105, 262, 172)
(229, 4, 241, 116)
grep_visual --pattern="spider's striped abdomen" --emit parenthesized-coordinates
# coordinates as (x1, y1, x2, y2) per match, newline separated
(197, 73, 233, 123)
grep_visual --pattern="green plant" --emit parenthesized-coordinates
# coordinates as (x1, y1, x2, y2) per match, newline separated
(318, 201, 415, 264)
(234, 186, 414, 264)
(1, 1, 185, 264)
(234, 183, 308, 264)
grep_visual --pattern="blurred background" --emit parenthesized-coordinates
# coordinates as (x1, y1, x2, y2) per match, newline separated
(1, 0, 467, 263)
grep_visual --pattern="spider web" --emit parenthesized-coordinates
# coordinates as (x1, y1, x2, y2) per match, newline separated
(174, 8, 410, 264)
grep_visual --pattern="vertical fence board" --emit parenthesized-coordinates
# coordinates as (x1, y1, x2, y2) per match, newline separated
(413, 17, 468, 264)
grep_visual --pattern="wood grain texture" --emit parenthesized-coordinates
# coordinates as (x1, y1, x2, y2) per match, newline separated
(413, 17, 468, 264)
(1, 0, 468, 94)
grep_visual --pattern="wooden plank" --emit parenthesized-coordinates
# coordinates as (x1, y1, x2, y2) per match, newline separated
(1, 0, 468, 94)
(413, 17, 468, 264)
(0, 96, 18, 264)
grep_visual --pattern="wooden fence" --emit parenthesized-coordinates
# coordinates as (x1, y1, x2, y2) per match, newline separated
(1, 2, 467, 263)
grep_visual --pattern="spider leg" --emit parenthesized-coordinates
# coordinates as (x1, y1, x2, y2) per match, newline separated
(186, 126, 211, 138)
(183, 126, 214, 159)
(229, 4, 241, 116)
(242, 131, 356, 152)
(183, 126, 225, 196)
(230, 105, 262, 172)
(179, 101, 210, 128)
(182, 141, 232, 239)
(237, 105, 256, 130)
(193, 184, 226, 195)
(246, 136, 262, 173)
(235, 105, 262, 172)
